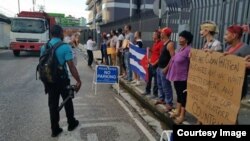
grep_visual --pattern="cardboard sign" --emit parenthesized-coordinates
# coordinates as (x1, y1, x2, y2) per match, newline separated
(122, 39, 129, 48)
(186, 49, 246, 124)
(107, 47, 116, 55)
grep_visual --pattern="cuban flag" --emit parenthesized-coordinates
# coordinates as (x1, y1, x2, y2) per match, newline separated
(129, 43, 148, 81)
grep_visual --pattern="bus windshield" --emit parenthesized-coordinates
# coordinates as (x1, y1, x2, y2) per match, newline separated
(11, 19, 46, 33)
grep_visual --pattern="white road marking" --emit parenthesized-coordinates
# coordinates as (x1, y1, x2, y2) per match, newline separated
(73, 103, 89, 106)
(58, 122, 141, 141)
(87, 133, 99, 141)
(115, 97, 156, 141)
(60, 116, 121, 122)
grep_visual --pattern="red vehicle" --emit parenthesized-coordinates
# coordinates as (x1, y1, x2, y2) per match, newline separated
(10, 11, 56, 56)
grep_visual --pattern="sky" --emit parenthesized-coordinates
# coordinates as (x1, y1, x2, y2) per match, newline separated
(0, 0, 89, 19)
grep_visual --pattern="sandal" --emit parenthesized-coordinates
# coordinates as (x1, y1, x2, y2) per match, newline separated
(165, 104, 173, 112)
(155, 100, 166, 105)
(169, 112, 180, 118)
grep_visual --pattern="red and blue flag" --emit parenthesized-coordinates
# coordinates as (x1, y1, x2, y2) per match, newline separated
(129, 43, 148, 81)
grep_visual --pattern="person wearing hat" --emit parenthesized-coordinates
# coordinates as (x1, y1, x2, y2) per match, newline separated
(224, 25, 250, 56)
(167, 30, 193, 124)
(155, 27, 175, 112)
(196, 21, 223, 125)
(200, 21, 222, 52)
(224, 25, 250, 123)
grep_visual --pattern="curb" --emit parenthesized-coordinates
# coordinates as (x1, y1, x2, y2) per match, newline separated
(93, 57, 175, 129)
(91, 52, 250, 126)
(119, 80, 175, 129)
(241, 101, 250, 109)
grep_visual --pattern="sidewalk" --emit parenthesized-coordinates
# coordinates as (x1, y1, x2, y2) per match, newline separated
(78, 45, 250, 127)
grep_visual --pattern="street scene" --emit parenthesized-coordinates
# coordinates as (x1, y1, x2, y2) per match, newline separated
(0, 49, 162, 141)
(1, 0, 250, 141)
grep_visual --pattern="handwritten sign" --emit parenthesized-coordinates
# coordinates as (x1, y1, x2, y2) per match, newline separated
(186, 49, 246, 124)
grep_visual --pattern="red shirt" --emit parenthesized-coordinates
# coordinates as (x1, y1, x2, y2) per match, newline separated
(150, 40, 164, 65)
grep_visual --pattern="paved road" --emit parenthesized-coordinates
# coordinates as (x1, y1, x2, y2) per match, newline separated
(0, 50, 161, 141)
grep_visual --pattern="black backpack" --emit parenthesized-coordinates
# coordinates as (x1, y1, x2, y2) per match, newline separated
(36, 41, 67, 86)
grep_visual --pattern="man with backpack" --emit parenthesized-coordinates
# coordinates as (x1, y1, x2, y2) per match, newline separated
(39, 25, 81, 137)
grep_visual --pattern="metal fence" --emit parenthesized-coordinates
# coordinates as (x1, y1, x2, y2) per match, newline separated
(100, 10, 160, 47)
(98, 0, 250, 49)
(190, 0, 250, 50)
(79, 29, 99, 45)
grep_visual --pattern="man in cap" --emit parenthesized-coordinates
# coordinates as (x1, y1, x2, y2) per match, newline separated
(155, 27, 175, 112)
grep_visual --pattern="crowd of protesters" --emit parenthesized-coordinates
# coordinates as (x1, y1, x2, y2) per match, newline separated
(98, 22, 250, 124)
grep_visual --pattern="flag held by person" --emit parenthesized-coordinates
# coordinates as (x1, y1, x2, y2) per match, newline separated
(129, 43, 148, 81)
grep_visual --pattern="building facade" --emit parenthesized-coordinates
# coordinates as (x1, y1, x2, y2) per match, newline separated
(86, 0, 154, 29)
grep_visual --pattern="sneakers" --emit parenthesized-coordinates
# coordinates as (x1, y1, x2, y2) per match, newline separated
(68, 120, 79, 131)
(51, 128, 63, 137)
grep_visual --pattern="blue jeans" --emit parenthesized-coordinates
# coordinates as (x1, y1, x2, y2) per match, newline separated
(145, 64, 158, 95)
(157, 67, 173, 106)
(124, 51, 132, 81)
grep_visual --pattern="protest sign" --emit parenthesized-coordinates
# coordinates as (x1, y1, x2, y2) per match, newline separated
(186, 49, 246, 124)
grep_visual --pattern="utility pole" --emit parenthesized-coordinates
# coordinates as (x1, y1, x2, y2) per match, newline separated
(129, 0, 132, 24)
(43, 0, 46, 11)
(33, 0, 36, 11)
(18, 0, 20, 13)
(158, 0, 162, 29)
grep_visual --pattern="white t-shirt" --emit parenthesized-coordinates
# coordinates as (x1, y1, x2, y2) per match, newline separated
(203, 39, 222, 52)
(86, 39, 96, 50)
(125, 32, 134, 42)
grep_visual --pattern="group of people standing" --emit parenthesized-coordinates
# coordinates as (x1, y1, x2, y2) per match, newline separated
(100, 25, 143, 85)
(146, 28, 193, 124)
(100, 21, 250, 124)
(155, 22, 250, 124)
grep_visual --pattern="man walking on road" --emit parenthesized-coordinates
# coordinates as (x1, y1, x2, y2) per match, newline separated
(40, 25, 82, 137)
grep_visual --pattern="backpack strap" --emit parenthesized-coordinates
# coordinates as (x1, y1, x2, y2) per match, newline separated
(52, 41, 65, 50)
(51, 41, 65, 56)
